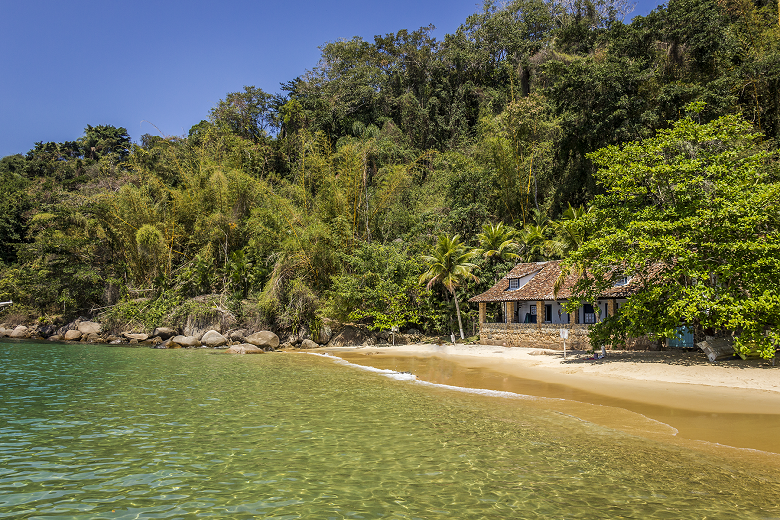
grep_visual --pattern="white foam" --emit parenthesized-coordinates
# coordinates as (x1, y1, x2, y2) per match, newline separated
(304, 352, 416, 379)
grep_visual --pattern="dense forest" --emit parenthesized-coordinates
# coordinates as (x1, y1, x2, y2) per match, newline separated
(1, 0, 779, 350)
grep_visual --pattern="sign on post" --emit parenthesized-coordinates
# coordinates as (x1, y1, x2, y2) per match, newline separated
(559, 329, 569, 359)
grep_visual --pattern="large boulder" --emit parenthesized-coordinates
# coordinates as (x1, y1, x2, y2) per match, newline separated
(152, 327, 176, 340)
(9, 325, 29, 339)
(63, 330, 82, 341)
(314, 325, 333, 345)
(78, 321, 102, 335)
(123, 332, 149, 341)
(327, 325, 374, 347)
(300, 338, 319, 350)
(170, 335, 201, 348)
(245, 331, 279, 349)
(201, 330, 228, 347)
(225, 343, 264, 354)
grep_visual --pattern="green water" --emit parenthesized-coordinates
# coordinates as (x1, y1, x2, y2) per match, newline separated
(1, 340, 779, 519)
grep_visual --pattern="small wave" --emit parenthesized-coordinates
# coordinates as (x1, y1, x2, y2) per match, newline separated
(304, 352, 417, 380)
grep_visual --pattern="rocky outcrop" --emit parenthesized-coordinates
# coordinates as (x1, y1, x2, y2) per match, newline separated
(245, 331, 279, 349)
(201, 330, 228, 347)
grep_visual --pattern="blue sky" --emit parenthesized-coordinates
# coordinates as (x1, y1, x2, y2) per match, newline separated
(0, 0, 664, 158)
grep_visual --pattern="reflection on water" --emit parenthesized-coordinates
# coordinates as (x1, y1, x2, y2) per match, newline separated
(1, 340, 779, 519)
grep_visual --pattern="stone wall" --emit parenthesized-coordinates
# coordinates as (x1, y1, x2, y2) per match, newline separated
(479, 323, 659, 351)
(479, 323, 591, 350)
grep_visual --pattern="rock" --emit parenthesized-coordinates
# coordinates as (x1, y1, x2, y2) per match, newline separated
(328, 325, 374, 347)
(201, 330, 228, 347)
(152, 327, 176, 340)
(405, 328, 421, 335)
(229, 330, 247, 342)
(225, 343, 264, 354)
(245, 331, 280, 349)
(129, 339, 138, 344)
(9, 325, 29, 339)
(170, 335, 201, 348)
(48, 335, 62, 341)
(38, 324, 57, 338)
(123, 332, 149, 341)
(279, 341, 293, 350)
(0, 327, 10, 337)
(300, 338, 319, 350)
(314, 325, 333, 344)
(84, 333, 101, 343)
(297, 325, 311, 343)
(63, 330, 82, 341)
(78, 321, 102, 335)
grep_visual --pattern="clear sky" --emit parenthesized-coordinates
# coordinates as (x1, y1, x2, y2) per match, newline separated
(0, 0, 664, 158)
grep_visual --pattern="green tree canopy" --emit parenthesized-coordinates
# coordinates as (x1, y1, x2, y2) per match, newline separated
(564, 109, 780, 358)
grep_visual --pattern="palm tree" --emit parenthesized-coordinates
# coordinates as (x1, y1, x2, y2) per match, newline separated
(475, 222, 519, 282)
(550, 203, 590, 255)
(420, 234, 479, 340)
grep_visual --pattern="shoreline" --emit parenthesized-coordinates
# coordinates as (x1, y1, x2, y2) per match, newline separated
(318, 343, 780, 459)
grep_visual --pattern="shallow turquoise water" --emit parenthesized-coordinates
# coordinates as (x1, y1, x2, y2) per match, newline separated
(1, 340, 779, 519)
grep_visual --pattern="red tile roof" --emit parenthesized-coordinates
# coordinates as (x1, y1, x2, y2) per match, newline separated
(468, 260, 647, 303)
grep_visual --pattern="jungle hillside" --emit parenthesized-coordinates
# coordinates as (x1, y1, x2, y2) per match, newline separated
(1, 0, 779, 345)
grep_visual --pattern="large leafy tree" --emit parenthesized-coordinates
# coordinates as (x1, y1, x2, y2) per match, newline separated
(564, 108, 780, 357)
(420, 235, 479, 339)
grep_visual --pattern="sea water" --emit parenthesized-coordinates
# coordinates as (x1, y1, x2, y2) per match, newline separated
(1, 340, 779, 519)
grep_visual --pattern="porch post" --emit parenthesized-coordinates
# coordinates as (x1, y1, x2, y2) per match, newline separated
(506, 301, 515, 324)
(479, 302, 486, 325)
(607, 298, 617, 318)
(536, 300, 544, 330)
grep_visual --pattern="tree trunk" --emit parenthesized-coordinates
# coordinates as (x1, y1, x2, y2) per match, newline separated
(453, 291, 465, 340)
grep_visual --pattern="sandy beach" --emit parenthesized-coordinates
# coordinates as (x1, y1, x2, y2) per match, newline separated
(319, 343, 780, 457)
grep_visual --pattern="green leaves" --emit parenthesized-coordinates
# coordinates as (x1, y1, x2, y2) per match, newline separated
(568, 112, 780, 355)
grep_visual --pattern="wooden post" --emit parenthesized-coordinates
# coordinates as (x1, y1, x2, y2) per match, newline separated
(506, 301, 515, 323)
(607, 299, 616, 318)
(479, 302, 486, 325)
(536, 300, 544, 330)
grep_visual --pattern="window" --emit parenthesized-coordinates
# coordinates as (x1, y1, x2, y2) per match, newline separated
(509, 278, 520, 289)
(614, 276, 631, 287)
(545, 304, 552, 323)
(583, 303, 596, 324)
